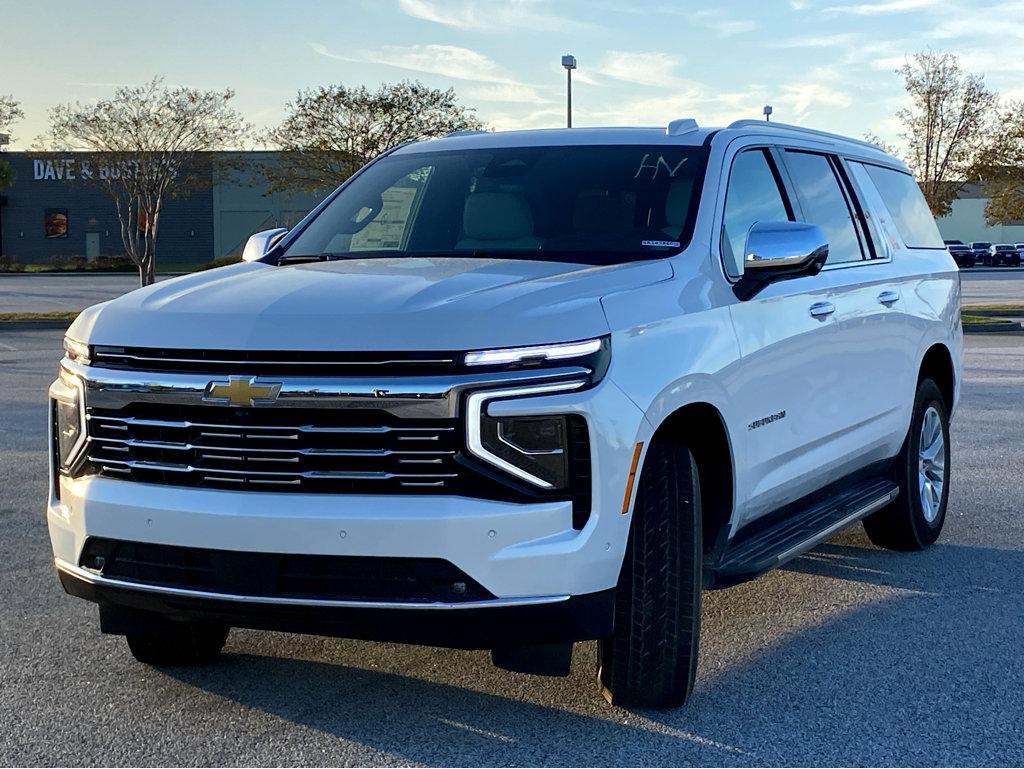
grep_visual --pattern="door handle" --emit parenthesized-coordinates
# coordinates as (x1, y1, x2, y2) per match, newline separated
(878, 289, 900, 305)
(809, 301, 835, 318)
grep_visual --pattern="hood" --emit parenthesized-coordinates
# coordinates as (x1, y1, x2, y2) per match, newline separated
(70, 257, 672, 351)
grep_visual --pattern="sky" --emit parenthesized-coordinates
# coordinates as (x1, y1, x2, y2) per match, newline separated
(2, 0, 1024, 151)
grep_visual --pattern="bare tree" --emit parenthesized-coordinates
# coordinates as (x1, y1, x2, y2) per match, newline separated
(41, 78, 249, 285)
(894, 51, 997, 216)
(263, 81, 485, 193)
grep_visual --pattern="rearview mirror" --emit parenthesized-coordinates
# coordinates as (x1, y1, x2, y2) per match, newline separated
(242, 228, 289, 262)
(734, 221, 829, 300)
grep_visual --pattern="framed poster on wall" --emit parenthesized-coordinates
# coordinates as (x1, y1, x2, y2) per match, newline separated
(45, 208, 68, 238)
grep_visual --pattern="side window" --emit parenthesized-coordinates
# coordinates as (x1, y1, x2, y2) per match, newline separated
(861, 164, 944, 249)
(722, 149, 792, 277)
(783, 151, 865, 264)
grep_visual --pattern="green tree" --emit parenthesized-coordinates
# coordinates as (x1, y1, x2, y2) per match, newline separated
(0, 95, 24, 190)
(41, 78, 250, 285)
(973, 101, 1024, 224)
(263, 81, 485, 193)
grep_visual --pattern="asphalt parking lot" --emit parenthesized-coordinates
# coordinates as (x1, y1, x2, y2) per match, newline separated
(1, 327, 1022, 767)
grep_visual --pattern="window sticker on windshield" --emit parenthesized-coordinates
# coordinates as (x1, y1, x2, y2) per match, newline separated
(642, 240, 681, 248)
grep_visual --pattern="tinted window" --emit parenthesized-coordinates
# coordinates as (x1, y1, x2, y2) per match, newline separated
(863, 164, 944, 249)
(784, 151, 864, 264)
(722, 149, 791, 277)
(282, 145, 708, 266)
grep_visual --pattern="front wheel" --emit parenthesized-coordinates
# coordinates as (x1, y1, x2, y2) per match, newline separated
(598, 437, 702, 709)
(863, 378, 950, 550)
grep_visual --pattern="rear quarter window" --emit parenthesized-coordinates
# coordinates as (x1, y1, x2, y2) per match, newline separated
(861, 164, 944, 249)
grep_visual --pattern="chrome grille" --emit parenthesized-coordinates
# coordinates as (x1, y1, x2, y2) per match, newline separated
(85, 405, 462, 493)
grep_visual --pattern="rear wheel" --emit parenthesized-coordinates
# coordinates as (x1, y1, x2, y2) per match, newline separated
(126, 622, 229, 666)
(863, 378, 950, 550)
(598, 437, 702, 709)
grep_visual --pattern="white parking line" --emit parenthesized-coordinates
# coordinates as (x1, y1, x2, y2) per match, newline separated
(0, 342, 17, 351)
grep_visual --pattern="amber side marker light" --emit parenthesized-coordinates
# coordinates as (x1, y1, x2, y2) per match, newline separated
(621, 442, 644, 514)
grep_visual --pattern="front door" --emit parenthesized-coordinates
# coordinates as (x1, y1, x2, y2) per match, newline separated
(718, 145, 847, 524)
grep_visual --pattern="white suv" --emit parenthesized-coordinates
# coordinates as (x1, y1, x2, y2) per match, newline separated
(48, 119, 961, 709)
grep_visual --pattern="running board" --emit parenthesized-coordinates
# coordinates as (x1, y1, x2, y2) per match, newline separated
(709, 477, 899, 588)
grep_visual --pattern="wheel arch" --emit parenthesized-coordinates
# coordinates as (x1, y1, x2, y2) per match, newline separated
(919, 343, 955, 412)
(648, 402, 735, 561)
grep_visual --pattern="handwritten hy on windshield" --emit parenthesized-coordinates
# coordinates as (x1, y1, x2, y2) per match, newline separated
(634, 154, 687, 180)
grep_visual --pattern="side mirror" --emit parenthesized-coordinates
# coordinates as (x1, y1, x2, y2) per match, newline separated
(242, 228, 289, 262)
(733, 221, 829, 300)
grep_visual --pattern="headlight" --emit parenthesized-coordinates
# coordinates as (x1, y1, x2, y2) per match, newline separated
(464, 338, 605, 368)
(50, 369, 86, 470)
(466, 381, 586, 489)
(63, 336, 90, 365)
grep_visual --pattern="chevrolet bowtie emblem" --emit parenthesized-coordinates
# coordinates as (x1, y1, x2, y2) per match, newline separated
(203, 376, 282, 407)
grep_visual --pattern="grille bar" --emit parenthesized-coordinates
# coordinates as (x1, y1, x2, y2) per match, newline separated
(91, 346, 462, 376)
(95, 351, 457, 367)
(88, 413, 453, 435)
(91, 435, 455, 458)
(87, 456, 459, 482)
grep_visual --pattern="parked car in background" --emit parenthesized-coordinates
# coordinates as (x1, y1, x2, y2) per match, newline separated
(1015, 243, 1024, 261)
(945, 240, 975, 268)
(970, 241, 993, 264)
(988, 244, 1021, 267)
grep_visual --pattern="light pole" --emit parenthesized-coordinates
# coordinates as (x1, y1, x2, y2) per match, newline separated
(763, 104, 773, 122)
(562, 54, 577, 128)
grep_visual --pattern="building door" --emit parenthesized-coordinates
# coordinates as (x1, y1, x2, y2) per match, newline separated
(85, 232, 100, 260)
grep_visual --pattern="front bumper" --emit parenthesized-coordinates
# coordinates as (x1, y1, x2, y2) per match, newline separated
(56, 559, 615, 648)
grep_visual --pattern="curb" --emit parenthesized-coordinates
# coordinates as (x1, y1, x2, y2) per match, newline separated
(0, 319, 75, 330)
(961, 308, 1024, 317)
(962, 320, 1023, 333)
(0, 272, 187, 278)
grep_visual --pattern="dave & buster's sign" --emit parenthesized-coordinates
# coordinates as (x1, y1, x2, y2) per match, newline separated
(31, 157, 177, 182)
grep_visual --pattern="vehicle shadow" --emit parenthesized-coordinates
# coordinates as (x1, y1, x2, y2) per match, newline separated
(162, 534, 1024, 766)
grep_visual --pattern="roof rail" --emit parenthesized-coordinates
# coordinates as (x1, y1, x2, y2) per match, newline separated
(666, 118, 699, 136)
(444, 129, 489, 138)
(726, 119, 884, 152)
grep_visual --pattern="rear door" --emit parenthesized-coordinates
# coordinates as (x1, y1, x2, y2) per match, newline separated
(778, 149, 915, 481)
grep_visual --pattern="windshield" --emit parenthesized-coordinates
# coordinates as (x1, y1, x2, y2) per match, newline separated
(281, 145, 708, 265)
(972, 242, 991, 248)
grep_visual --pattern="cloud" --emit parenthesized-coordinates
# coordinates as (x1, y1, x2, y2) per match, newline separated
(463, 83, 549, 104)
(396, 0, 575, 31)
(311, 42, 548, 104)
(776, 82, 853, 117)
(824, 0, 941, 14)
(692, 9, 757, 37)
(595, 50, 702, 91)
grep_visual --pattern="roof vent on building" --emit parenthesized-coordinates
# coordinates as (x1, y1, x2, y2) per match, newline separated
(666, 118, 699, 136)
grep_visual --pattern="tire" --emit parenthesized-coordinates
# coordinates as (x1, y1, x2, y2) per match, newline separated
(126, 622, 229, 666)
(863, 378, 950, 550)
(598, 437, 702, 709)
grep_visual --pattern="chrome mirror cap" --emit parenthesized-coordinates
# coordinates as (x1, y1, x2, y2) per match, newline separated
(743, 221, 829, 272)
(242, 228, 289, 263)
